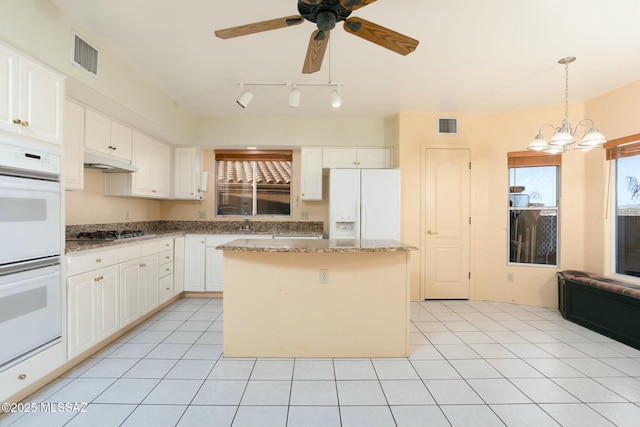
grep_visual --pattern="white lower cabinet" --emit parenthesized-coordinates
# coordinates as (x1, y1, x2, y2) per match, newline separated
(67, 237, 179, 358)
(186, 234, 275, 293)
(119, 258, 141, 327)
(67, 253, 119, 359)
(184, 235, 206, 291)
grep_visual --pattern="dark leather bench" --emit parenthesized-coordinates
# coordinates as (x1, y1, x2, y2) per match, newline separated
(558, 270, 640, 350)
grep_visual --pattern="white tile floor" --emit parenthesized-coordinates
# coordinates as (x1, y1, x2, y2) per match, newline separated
(2, 298, 640, 426)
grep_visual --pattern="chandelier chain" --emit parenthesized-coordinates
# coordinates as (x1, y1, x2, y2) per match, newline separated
(564, 60, 570, 124)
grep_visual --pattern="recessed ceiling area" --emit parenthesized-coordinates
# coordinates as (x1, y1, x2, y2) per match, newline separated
(50, 0, 640, 118)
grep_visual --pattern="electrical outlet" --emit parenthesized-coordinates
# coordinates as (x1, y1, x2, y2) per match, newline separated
(125, 210, 130, 220)
(198, 210, 206, 219)
(507, 272, 514, 282)
(319, 269, 329, 284)
(301, 211, 309, 220)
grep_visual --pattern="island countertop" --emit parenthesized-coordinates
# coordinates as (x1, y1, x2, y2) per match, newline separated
(216, 238, 418, 253)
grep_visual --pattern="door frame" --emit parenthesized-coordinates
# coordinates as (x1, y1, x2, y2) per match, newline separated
(420, 144, 473, 301)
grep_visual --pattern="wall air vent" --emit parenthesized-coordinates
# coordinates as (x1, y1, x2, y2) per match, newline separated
(71, 32, 99, 76)
(438, 117, 458, 134)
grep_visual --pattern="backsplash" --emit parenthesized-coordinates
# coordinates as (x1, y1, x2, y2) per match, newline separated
(66, 220, 324, 238)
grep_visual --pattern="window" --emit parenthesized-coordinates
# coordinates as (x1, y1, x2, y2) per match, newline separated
(606, 136, 640, 278)
(215, 150, 292, 217)
(507, 152, 560, 266)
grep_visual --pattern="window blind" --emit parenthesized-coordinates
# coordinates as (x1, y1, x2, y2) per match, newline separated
(215, 150, 292, 161)
(507, 151, 561, 168)
(604, 134, 640, 160)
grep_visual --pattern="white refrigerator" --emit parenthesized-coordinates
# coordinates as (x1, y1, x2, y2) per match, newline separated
(329, 169, 400, 240)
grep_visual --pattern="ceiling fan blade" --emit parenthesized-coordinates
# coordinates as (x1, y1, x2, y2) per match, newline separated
(343, 17, 419, 56)
(339, 0, 378, 10)
(215, 15, 304, 39)
(302, 30, 330, 74)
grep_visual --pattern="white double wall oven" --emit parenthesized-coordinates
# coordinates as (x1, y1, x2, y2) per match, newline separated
(0, 141, 62, 369)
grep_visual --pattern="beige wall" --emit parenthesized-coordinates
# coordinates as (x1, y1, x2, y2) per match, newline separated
(65, 170, 161, 225)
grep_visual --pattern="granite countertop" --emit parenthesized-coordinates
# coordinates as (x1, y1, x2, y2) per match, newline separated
(216, 239, 418, 253)
(65, 228, 324, 254)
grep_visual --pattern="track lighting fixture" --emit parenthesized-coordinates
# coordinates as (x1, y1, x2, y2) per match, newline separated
(235, 81, 343, 109)
(288, 84, 301, 108)
(330, 85, 342, 109)
(236, 84, 254, 109)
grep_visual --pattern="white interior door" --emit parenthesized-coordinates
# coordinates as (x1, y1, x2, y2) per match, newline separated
(423, 148, 471, 299)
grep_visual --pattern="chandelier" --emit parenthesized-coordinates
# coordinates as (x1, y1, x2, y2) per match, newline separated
(527, 57, 606, 153)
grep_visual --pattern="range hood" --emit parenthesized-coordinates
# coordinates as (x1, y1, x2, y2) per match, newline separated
(84, 151, 138, 173)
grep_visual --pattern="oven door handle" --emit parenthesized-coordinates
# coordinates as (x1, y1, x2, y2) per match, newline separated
(0, 257, 61, 277)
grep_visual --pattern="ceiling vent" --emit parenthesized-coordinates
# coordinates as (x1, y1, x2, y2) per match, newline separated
(71, 32, 99, 76)
(438, 117, 458, 135)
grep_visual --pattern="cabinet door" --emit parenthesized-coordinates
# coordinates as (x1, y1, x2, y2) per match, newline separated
(0, 43, 18, 134)
(84, 109, 111, 155)
(18, 56, 63, 145)
(174, 147, 199, 199)
(97, 266, 119, 340)
(159, 274, 174, 304)
(64, 99, 85, 190)
(301, 147, 323, 201)
(322, 148, 357, 168)
(141, 256, 159, 314)
(109, 120, 133, 161)
(130, 131, 155, 196)
(120, 259, 142, 326)
(356, 148, 391, 168)
(153, 141, 172, 198)
(68, 272, 97, 358)
(184, 236, 205, 291)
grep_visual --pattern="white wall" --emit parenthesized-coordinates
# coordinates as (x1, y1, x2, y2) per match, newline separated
(0, 0, 196, 145)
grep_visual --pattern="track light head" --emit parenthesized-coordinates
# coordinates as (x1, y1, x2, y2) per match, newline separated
(330, 86, 342, 108)
(236, 85, 254, 108)
(289, 85, 301, 108)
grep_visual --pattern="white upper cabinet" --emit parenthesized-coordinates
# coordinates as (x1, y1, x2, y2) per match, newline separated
(173, 147, 203, 200)
(322, 148, 391, 169)
(104, 131, 171, 198)
(64, 99, 85, 190)
(85, 108, 132, 161)
(0, 42, 63, 145)
(300, 147, 323, 201)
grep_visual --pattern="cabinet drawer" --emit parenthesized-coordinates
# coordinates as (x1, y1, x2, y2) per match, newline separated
(159, 263, 173, 277)
(67, 248, 119, 276)
(158, 238, 174, 252)
(159, 250, 173, 265)
(118, 244, 141, 262)
(140, 240, 159, 256)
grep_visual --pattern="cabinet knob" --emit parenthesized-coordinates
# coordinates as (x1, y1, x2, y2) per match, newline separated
(96, 258, 102, 263)
(151, 190, 157, 193)
(94, 275, 103, 282)
(140, 263, 146, 267)
(21, 121, 29, 127)
(18, 374, 27, 380)
(12, 118, 21, 124)
(165, 256, 170, 259)
(165, 287, 171, 291)
(166, 268, 170, 272)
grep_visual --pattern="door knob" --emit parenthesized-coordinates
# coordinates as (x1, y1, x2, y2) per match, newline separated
(427, 230, 439, 235)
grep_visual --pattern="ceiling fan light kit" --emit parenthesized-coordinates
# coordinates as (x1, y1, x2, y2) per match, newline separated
(215, 0, 419, 75)
(527, 57, 607, 153)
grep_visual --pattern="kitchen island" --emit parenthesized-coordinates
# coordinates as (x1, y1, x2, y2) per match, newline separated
(216, 239, 417, 358)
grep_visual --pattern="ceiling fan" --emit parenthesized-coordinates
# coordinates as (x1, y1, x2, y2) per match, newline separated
(214, 0, 419, 74)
